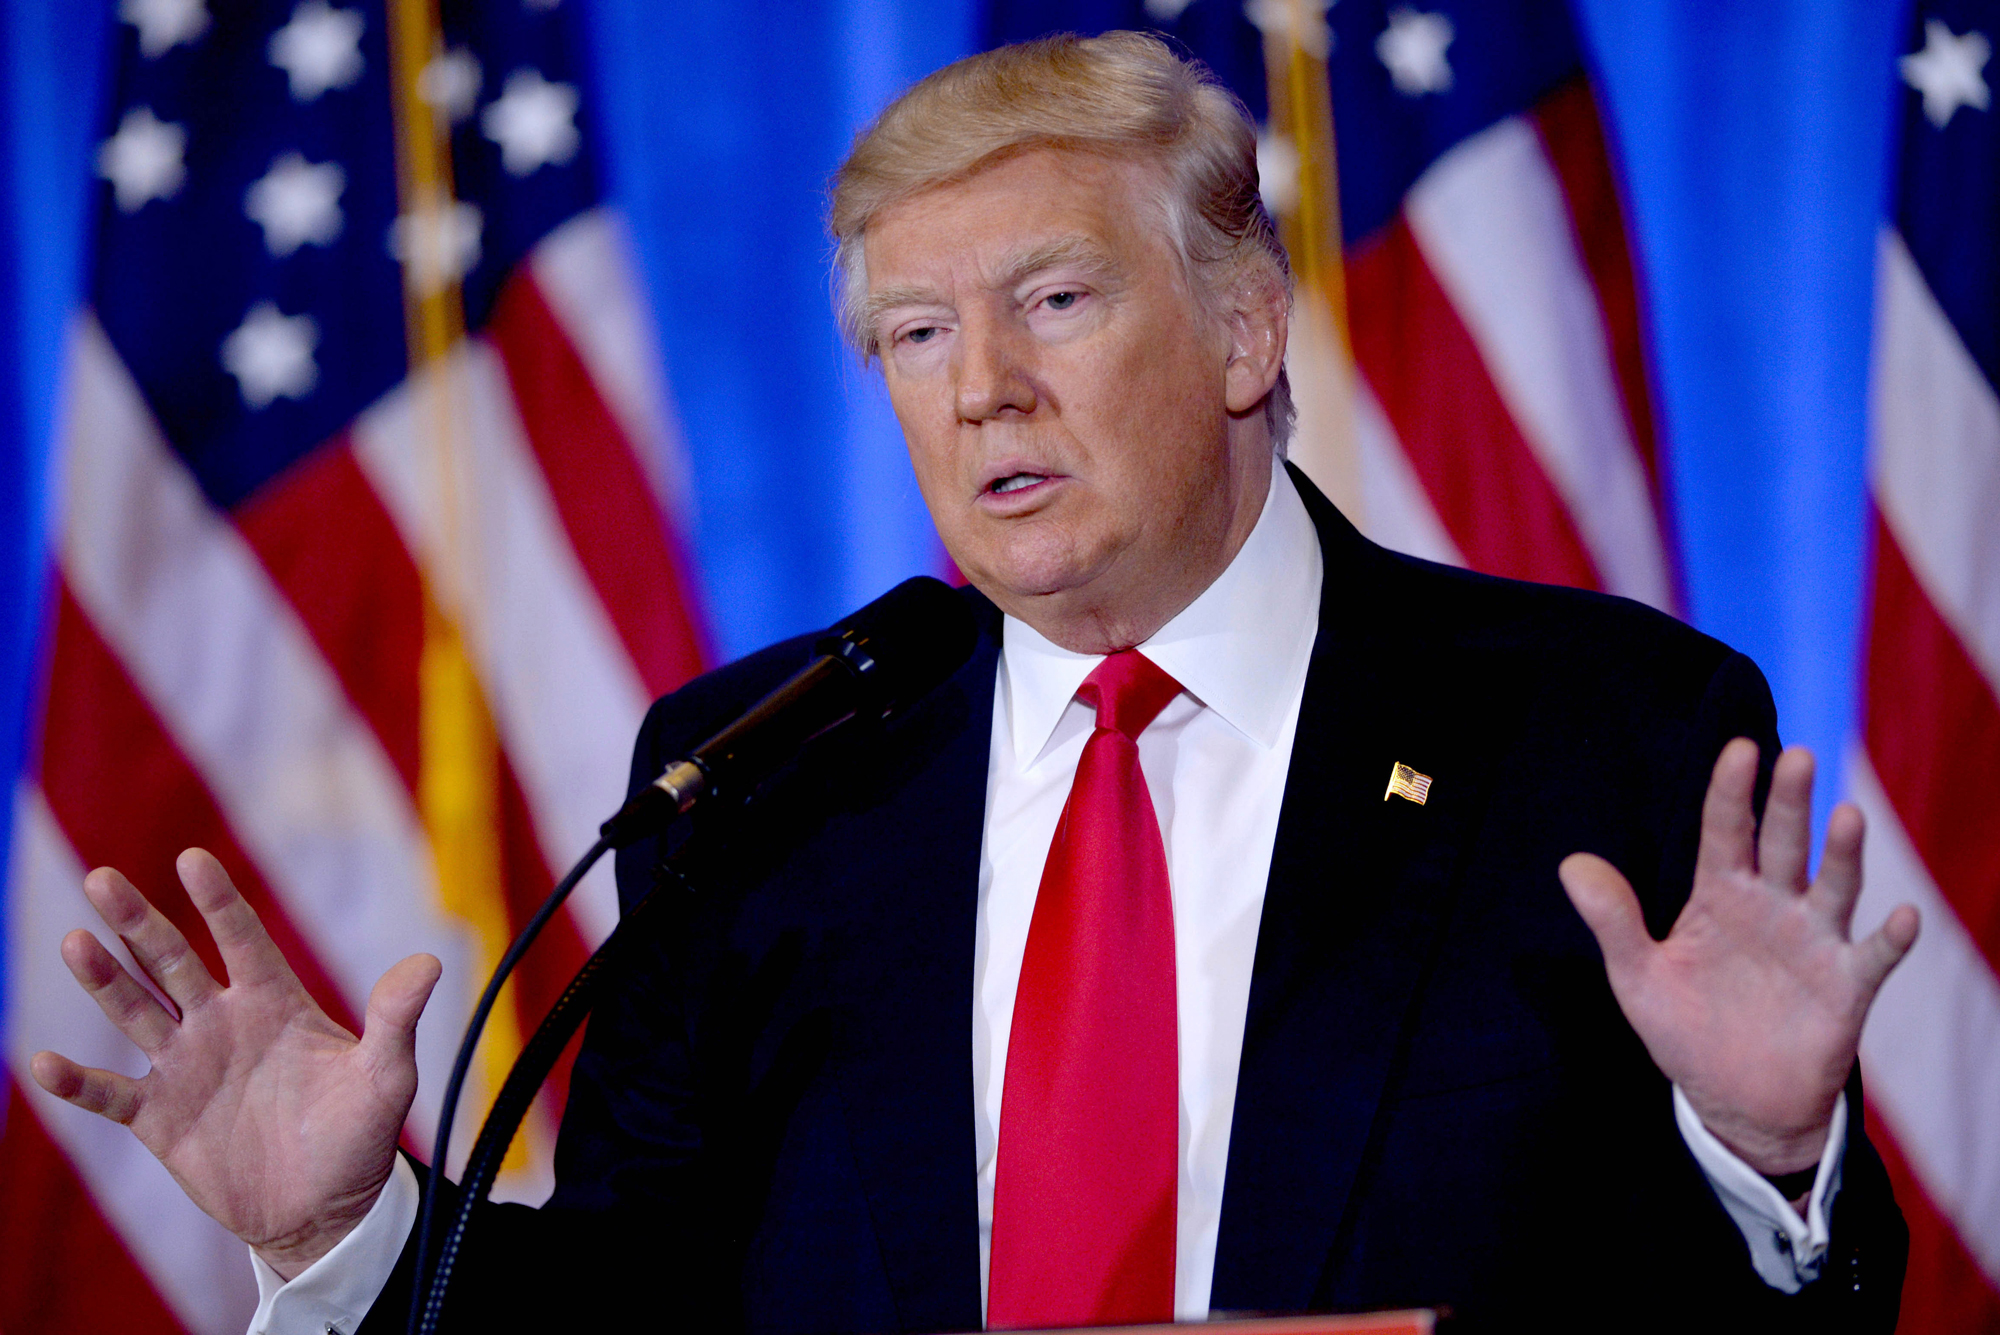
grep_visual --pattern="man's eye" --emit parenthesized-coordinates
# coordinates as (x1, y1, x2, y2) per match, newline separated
(1046, 291, 1079, 310)
(904, 326, 939, 344)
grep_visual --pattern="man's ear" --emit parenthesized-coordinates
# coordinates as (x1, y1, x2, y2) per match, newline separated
(1222, 269, 1288, 415)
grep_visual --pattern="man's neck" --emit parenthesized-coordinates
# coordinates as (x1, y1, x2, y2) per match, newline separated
(997, 457, 1322, 766)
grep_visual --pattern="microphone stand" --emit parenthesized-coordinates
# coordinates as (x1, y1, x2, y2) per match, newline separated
(407, 835, 617, 1335)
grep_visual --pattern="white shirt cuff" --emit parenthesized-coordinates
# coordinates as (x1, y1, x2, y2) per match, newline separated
(1673, 1084, 1846, 1293)
(245, 1153, 421, 1335)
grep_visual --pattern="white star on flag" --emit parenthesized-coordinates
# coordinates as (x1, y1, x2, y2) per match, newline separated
(418, 47, 482, 125)
(97, 106, 187, 213)
(481, 68, 581, 176)
(1901, 17, 1991, 129)
(268, 0, 365, 102)
(244, 152, 345, 256)
(1243, 0, 1335, 60)
(120, 0, 210, 59)
(1256, 132, 1301, 215)
(1144, 0, 1197, 21)
(1377, 8, 1455, 96)
(388, 196, 484, 295)
(221, 301, 319, 409)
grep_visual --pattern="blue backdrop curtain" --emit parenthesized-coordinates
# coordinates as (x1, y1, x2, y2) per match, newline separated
(0, 0, 1910, 1015)
(1578, 0, 1907, 844)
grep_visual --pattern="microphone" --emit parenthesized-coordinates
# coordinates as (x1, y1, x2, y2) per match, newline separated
(411, 574, 979, 1335)
(600, 574, 979, 847)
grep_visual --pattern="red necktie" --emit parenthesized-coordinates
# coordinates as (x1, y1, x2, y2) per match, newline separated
(988, 649, 1184, 1329)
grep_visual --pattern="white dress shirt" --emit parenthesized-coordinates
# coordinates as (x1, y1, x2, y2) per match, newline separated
(250, 458, 1840, 1334)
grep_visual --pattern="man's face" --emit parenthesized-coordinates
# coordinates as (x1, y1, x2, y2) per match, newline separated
(862, 147, 1281, 651)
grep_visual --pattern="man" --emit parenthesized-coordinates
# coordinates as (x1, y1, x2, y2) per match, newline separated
(33, 33, 1917, 1333)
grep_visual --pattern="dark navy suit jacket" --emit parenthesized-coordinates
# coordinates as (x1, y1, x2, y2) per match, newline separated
(364, 469, 1905, 1333)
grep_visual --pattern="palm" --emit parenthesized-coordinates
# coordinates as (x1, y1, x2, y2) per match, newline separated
(133, 980, 402, 1248)
(30, 849, 439, 1275)
(1560, 741, 1919, 1174)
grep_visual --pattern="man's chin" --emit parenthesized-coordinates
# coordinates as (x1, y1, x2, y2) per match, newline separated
(965, 560, 1153, 646)
(962, 555, 1103, 606)
(948, 529, 1093, 598)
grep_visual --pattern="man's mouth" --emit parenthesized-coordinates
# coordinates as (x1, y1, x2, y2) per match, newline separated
(989, 473, 1047, 495)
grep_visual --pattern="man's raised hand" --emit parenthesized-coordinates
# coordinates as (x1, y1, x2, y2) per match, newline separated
(29, 849, 440, 1280)
(1559, 739, 1920, 1177)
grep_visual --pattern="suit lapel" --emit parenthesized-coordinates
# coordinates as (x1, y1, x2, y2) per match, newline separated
(827, 594, 999, 1334)
(1210, 469, 1508, 1312)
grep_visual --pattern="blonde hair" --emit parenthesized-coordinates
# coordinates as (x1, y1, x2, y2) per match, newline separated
(829, 31, 1295, 449)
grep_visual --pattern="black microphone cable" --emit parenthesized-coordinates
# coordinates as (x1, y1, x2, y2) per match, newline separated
(406, 833, 610, 1335)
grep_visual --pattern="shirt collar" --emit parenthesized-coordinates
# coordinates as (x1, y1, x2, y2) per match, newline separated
(1000, 457, 1324, 768)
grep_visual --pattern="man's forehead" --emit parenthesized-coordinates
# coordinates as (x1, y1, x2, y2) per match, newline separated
(861, 149, 1161, 300)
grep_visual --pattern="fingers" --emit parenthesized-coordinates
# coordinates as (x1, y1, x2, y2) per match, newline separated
(1806, 801, 1865, 930)
(1560, 853, 1654, 974)
(29, 1050, 144, 1125)
(1855, 903, 1921, 997)
(1695, 738, 1761, 884)
(357, 954, 442, 1075)
(177, 849, 293, 991)
(59, 928, 178, 1054)
(82, 866, 220, 1013)
(1756, 747, 1815, 892)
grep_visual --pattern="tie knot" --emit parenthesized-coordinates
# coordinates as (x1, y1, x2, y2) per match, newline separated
(1076, 650, 1183, 740)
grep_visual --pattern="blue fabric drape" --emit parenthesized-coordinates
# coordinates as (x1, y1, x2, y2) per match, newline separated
(0, 1, 1913, 1026)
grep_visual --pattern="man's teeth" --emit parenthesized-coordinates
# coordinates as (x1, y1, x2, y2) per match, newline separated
(992, 474, 1042, 494)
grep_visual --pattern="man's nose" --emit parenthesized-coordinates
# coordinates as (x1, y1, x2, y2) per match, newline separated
(954, 312, 1036, 422)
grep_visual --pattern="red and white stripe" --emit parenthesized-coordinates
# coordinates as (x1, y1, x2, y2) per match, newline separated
(1326, 78, 1677, 609)
(1, 208, 707, 1333)
(1852, 226, 2000, 1331)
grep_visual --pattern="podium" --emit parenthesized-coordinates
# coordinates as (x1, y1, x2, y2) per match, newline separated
(967, 1314, 1434, 1335)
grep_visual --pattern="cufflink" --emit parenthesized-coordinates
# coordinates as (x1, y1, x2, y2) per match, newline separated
(1384, 762, 1433, 805)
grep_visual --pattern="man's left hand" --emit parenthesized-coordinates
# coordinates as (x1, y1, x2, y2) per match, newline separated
(1559, 739, 1920, 1176)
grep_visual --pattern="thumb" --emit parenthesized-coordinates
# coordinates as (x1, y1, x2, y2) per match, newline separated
(1560, 853, 1652, 975)
(1855, 903, 1921, 997)
(358, 953, 442, 1069)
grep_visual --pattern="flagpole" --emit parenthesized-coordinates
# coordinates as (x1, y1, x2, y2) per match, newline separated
(1255, 0, 1365, 528)
(384, 0, 528, 1182)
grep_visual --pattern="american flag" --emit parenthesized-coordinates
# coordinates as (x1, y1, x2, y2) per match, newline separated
(1852, 3, 2000, 1329)
(0, 1, 705, 1329)
(988, 0, 1676, 613)
(991, 1, 1996, 1327)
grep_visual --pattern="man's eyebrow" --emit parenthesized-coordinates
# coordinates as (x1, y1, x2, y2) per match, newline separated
(857, 283, 946, 336)
(995, 235, 1120, 289)
(858, 236, 1123, 336)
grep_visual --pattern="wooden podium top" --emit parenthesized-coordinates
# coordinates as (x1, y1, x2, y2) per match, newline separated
(968, 1313, 1434, 1335)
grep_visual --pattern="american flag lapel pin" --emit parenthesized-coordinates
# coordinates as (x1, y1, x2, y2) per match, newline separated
(1384, 762, 1433, 805)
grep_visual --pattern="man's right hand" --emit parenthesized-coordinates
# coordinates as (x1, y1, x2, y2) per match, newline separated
(29, 848, 440, 1281)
